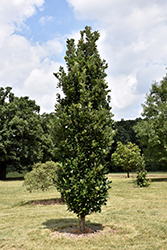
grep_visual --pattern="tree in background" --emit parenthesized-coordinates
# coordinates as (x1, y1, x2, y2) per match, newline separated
(111, 141, 142, 178)
(0, 87, 53, 180)
(115, 119, 140, 145)
(23, 161, 59, 192)
(106, 118, 142, 173)
(51, 26, 115, 232)
(134, 74, 167, 171)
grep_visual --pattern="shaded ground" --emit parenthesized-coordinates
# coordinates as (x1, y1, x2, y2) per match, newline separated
(107, 174, 167, 178)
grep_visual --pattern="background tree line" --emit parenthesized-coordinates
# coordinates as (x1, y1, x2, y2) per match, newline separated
(0, 87, 54, 180)
(107, 118, 164, 173)
(0, 88, 164, 180)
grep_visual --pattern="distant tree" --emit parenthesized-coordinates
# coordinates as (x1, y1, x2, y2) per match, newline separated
(134, 74, 167, 170)
(23, 161, 59, 192)
(0, 87, 53, 180)
(51, 26, 115, 232)
(111, 141, 142, 178)
(107, 118, 141, 173)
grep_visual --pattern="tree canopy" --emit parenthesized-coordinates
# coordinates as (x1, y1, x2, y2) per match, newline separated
(111, 141, 142, 178)
(134, 74, 167, 170)
(51, 26, 115, 231)
(0, 87, 53, 180)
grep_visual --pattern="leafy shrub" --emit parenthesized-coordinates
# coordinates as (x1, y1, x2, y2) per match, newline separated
(135, 156, 151, 187)
(23, 161, 59, 192)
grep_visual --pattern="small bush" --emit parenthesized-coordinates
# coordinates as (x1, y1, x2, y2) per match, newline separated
(135, 156, 151, 187)
(136, 169, 151, 187)
(23, 161, 59, 192)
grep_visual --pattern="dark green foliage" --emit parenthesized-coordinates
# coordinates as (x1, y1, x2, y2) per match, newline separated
(134, 74, 167, 170)
(0, 87, 53, 180)
(40, 113, 55, 163)
(135, 156, 150, 187)
(52, 26, 115, 231)
(107, 118, 141, 173)
(56, 160, 110, 216)
(115, 118, 140, 145)
(23, 161, 58, 192)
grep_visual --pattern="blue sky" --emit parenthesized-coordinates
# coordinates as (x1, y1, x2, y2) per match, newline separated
(0, 0, 167, 120)
(18, 1, 94, 44)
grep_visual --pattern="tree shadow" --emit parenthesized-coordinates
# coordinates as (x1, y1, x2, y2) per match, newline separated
(2, 176, 24, 181)
(149, 177, 167, 182)
(42, 218, 105, 234)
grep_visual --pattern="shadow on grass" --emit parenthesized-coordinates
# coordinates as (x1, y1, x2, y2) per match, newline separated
(42, 218, 105, 234)
(2, 176, 24, 181)
(149, 177, 167, 182)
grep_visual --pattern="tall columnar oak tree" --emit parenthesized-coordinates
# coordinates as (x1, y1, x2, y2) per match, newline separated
(111, 141, 142, 178)
(134, 75, 167, 170)
(52, 26, 115, 231)
(0, 87, 53, 180)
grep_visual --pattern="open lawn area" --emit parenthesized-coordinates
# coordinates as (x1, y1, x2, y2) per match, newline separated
(0, 173, 167, 250)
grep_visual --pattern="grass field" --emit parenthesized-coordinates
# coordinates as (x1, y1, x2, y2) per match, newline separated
(0, 173, 167, 249)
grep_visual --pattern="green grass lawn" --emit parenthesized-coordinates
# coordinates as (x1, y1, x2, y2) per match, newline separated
(0, 173, 167, 249)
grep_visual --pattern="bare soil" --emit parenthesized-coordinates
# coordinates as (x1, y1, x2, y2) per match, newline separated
(31, 198, 65, 206)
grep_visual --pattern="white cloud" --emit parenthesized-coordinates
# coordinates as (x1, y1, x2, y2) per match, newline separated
(0, 0, 64, 113)
(39, 16, 55, 26)
(23, 59, 62, 113)
(67, 0, 167, 119)
(110, 74, 137, 110)
(1, 0, 167, 119)
(0, 0, 44, 27)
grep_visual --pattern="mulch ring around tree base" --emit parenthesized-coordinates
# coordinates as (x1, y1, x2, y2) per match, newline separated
(30, 198, 65, 206)
(51, 225, 118, 238)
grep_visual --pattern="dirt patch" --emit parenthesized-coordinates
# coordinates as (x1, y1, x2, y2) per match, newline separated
(31, 198, 65, 206)
(51, 225, 118, 238)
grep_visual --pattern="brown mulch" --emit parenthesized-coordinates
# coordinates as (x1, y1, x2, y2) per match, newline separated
(51, 225, 118, 238)
(31, 198, 65, 206)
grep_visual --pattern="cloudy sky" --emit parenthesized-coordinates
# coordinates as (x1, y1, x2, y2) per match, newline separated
(0, 0, 167, 120)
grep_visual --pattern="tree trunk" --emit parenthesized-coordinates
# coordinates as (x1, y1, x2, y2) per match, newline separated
(61, 194, 65, 202)
(79, 214, 85, 232)
(0, 163, 7, 180)
(127, 171, 129, 178)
